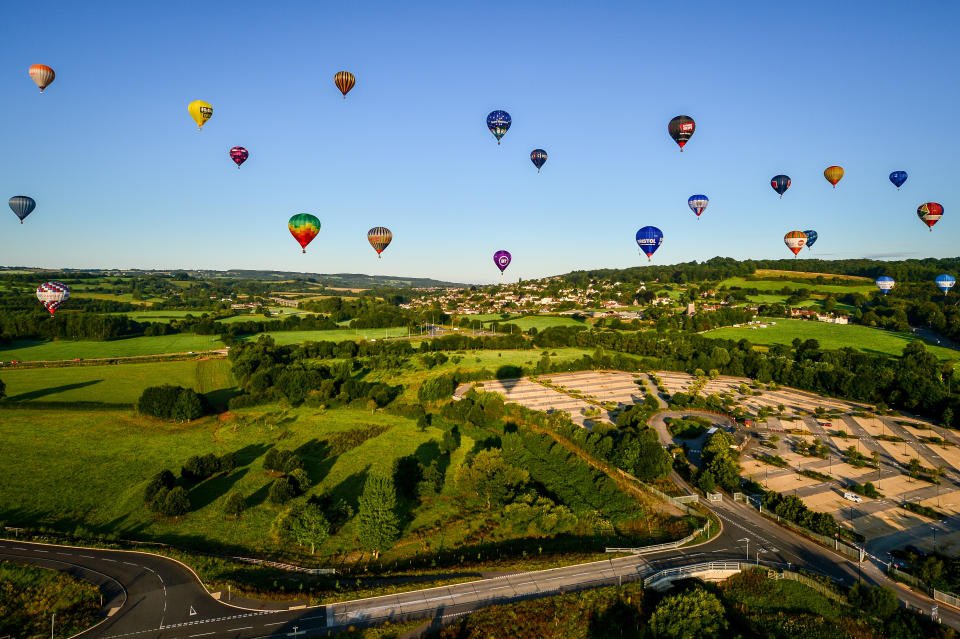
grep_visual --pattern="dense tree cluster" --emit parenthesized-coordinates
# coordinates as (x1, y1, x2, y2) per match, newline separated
(761, 491, 839, 537)
(136, 385, 207, 421)
(181, 452, 235, 483)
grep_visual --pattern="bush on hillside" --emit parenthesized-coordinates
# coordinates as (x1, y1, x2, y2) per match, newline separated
(137, 385, 207, 421)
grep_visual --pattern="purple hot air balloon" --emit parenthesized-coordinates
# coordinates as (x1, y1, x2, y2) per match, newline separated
(493, 250, 511, 274)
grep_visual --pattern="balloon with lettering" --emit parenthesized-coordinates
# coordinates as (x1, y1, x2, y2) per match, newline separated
(824, 165, 844, 188)
(334, 71, 355, 98)
(635, 226, 663, 261)
(493, 250, 511, 274)
(889, 171, 908, 190)
(367, 226, 392, 258)
(486, 110, 511, 144)
(876, 276, 895, 295)
(288, 213, 321, 253)
(229, 147, 248, 168)
(36, 281, 70, 315)
(687, 194, 708, 219)
(188, 100, 213, 130)
(803, 230, 818, 250)
(668, 115, 695, 151)
(771, 175, 791, 198)
(784, 231, 807, 257)
(29, 64, 55, 92)
(917, 202, 943, 231)
(935, 274, 956, 296)
(9, 196, 36, 224)
(530, 149, 548, 172)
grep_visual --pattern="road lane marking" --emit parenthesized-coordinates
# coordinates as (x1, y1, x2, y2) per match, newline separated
(227, 628, 253, 632)
(80, 554, 94, 559)
(189, 633, 214, 637)
(264, 622, 286, 626)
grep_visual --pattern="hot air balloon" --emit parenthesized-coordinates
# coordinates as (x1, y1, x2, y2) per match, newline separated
(917, 202, 943, 231)
(486, 111, 511, 144)
(188, 100, 213, 130)
(9, 196, 36, 224)
(530, 149, 548, 172)
(288, 214, 320, 253)
(229, 147, 248, 168)
(36, 281, 70, 315)
(889, 171, 908, 190)
(876, 276, 895, 295)
(784, 231, 807, 257)
(635, 226, 663, 261)
(29, 65, 55, 92)
(668, 115, 695, 151)
(771, 175, 791, 198)
(935, 274, 956, 295)
(493, 250, 511, 274)
(687, 195, 708, 219)
(803, 230, 818, 250)
(368, 227, 392, 258)
(824, 165, 844, 188)
(334, 71, 355, 98)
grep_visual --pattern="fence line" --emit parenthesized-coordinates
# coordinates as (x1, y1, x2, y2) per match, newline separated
(935, 588, 960, 609)
(779, 570, 845, 601)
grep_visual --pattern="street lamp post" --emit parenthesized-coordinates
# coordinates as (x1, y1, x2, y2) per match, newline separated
(51, 612, 55, 639)
(738, 537, 750, 562)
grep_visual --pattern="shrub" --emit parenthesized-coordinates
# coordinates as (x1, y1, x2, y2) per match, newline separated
(137, 385, 207, 421)
(144, 469, 175, 504)
(157, 487, 191, 517)
(223, 492, 246, 517)
(269, 477, 299, 504)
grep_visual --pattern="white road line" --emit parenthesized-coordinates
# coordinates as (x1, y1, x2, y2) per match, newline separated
(264, 622, 286, 626)
(80, 554, 94, 559)
(189, 633, 214, 637)
(123, 561, 138, 566)
(227, 627, 253, 632)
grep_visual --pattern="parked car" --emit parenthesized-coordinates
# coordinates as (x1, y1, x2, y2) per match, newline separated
(843, 492, 863, 503)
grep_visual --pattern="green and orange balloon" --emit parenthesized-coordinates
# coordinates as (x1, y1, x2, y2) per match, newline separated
(289, 213, 320, 253)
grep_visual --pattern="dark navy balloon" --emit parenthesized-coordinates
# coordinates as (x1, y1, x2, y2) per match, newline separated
(9, 195, 36, 224)
(530, 149, 547, 172)
(486, 110, 511, 144)
(889, 170, 908, 190)
(771, 175, 791, 198)
(803, 230, 818, 249)
(635, 226, 663, 261)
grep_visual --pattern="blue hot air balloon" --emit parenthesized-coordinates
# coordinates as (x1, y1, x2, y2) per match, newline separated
(687, 195, 708, 219)
(771, 175, 791, 198)
(803, 230, 818, 249)
(889, 171, 908, 190)
(486, 110, 511, 144)
(936, 274, 956, 295)
(635, 226, 663, 261)
(9, 195, 36, 224)
(876, 276, 895, 295)
(530, 149, 547, 172)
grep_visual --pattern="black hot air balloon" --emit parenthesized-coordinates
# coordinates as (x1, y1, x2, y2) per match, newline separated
(530, 149, 547, 173)
(668, 115, 695, 151)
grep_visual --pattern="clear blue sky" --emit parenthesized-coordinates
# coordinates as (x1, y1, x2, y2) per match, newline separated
(1, 1, 957, 284)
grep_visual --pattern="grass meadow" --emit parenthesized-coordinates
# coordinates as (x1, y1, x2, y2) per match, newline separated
(482, 315, 589, 331)
(244, 327, 411, 345)
(719, 276, 876, 296)
(0, 334, 226, 362)
(705, 318, 960, 363)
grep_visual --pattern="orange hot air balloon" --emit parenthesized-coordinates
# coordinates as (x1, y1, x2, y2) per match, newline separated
(29, 64, 55, 92)
(824, 165, 844, 188)
(334, 71, 355, 98)
(784, 231, 807, 257)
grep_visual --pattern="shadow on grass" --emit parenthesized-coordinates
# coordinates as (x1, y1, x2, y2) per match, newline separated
(189, 468, 249, 511)
(203, 387, 242, 412)
(6, 380, 103, 401)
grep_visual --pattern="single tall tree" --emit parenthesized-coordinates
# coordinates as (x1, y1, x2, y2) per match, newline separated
(290, 503, 330, 554)
(357, 473, 399, 558)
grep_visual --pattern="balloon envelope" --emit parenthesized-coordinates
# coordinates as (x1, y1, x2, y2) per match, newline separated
(917, 202, 943, 230)
(784, 231, 807, 256)
(486, 111, 511, 144)
(635, 226, 663, 261)
(36, 281, 70, 315)
(335, 71, 355, 98)
(936, 274, 956, 295)
(9, 196, 36, 224)
(876, 276, 895, 294)
(668, 115, 695, 151)
(229, 147, 248, 168)
(368, 227, 393, 257)
(530, 149, 547, 172)
(288, 214, 321, 253)
(824, 165, 844, 187)
(493, 250, 511, 273)
(687, 195, 708, 217)
(889, 171, 908, 189)
(29, 64, 55, 92)
(771, 175, 791, 197)
(803, 230, 818, 249)
(188, 100, 213, 129)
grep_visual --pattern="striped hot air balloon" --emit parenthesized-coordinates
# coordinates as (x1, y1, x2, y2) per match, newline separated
(36, 281, 70, 315)
(687, 195, 709, 219)
(824, 165, 844, 188)
(334, 71, 355, 98)
(367, 227, 393, 258)
(784, 231, 807, 257)
(29, 64, 55, 92)
(935, 274, 956, 295)
(917, 202, 943, 231)
(876, 276, 895, 295)
(288, 214, 321, 253)
(229, 147, 248, 168)
(9, 196, 36, 224)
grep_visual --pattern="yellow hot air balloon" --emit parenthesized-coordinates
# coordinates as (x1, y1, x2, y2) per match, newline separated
(188, 100, 213, 130)
(824, 165, 844, 188)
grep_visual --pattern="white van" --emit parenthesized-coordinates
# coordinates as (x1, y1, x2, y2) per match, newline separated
(843, 492, 863, 503)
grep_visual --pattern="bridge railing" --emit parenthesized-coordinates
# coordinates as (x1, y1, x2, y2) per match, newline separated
(605, 522, 709, 554)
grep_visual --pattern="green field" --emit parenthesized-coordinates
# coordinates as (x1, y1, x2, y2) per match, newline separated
(705, 318, 960, 363)
(482, 315, 588, 330)
(0, 334, 225, 362)
(244, 327, 410, 345)
(719, 277, 876, 296)
(0, 359, 234, 404)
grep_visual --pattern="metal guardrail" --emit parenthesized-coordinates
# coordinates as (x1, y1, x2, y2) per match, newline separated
(605, 523, 709, 554)
(226, 555, 337, 575)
